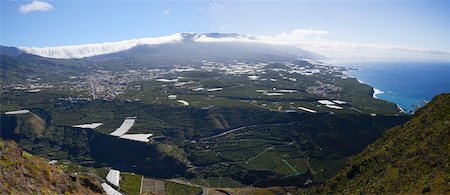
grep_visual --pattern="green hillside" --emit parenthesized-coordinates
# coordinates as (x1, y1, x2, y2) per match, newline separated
(310, 93, 450, 193)
(0, 139, 102, 194)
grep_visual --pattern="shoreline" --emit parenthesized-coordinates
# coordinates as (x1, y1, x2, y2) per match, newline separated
(343, 62, 434, 114)
(352, 76, 385, 99)
(372, 88, 385, 99)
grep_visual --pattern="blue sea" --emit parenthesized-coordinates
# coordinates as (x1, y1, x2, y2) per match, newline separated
(327, 60, 450, 113)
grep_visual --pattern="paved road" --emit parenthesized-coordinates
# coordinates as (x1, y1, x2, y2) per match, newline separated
(199, 121, 299, 140)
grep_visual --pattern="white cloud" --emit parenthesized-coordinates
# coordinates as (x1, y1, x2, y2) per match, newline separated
(208, 2, 224, 14)
(19, 0, 54, 14)
(19, 29, 450, 61)
(20, 33, 183, 59)
(260, 29, 448, 60)
(256, 29, 328, 44)
(290, 40, 450, 60)
(220, 24, 231, 31)
(278, 29, 328, 38)
(162, 8, 170, 16)
(197, 28, 450, 61)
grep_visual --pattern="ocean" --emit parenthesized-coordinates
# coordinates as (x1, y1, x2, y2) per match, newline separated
(327, 60, 450, 113)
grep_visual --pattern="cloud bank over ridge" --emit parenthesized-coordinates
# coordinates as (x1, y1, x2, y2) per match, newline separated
(18, 29, 450, 61)
(20, 34, 183, 59)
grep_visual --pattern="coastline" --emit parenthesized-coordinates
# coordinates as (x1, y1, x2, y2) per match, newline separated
(337, 61, 450, 114)
(372, 88, 384, 99)
(345, 69, 408, 112)
(352, 76, 385, 99)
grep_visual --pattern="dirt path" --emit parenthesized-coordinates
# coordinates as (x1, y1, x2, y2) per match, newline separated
(247, 146, 274, 162)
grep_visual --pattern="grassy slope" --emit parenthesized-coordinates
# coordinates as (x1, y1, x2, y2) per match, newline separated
(310, 93, 450, 193)
(0, 139, 102, 194)
(164, 181, 203, 195)
(120, 172, 142, 194)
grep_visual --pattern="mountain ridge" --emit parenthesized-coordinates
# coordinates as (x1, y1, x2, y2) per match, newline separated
(3, 32, 324, 60)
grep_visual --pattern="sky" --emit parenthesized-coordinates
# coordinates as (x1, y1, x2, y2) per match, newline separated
(1, 0, 450, 61)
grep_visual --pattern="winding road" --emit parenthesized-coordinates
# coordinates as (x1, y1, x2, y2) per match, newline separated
(199, 121, 300, 140)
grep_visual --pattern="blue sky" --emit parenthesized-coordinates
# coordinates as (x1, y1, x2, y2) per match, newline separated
(1, 0, 449, 60)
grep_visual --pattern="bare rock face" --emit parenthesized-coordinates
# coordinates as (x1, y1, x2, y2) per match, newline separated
(0, 139, 101, 194)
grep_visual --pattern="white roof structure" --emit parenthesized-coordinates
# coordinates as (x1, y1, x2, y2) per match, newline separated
(106, 169, 120, 187)
(156, 78, 179, 82)
(298, 107, 317, 113)
(193, 88, 204, 92)
(301, 72, 313, 76)
(73, 123, 103, 129)
(207, 88, 223, 92)
(110, 117, 136, 137)
(174, 82, 191, 87)
(4, 110, 30, 115)
(28, 89, 42, 93)
(101, 183, 122, 195)
(177, 100, 189, 106)
(265, 93, 284, 96)
(168, 95, 177, 100)
(326, 105, 343, 110)
(120, 134, 153, 142)
(332, 100, 347, 104)
(248, 75, 259, 80)
(276, 89, 298, 93)
(318, 100, 335, 105)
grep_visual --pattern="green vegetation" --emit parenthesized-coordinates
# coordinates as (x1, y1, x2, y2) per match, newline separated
(60, 162, 92, 173)
(96, 167, 110, 179)
(310, 93, 450, 193)
(157, 143, 189, 164)
(0, 139, 102, 193)
(0, 53, 89, 84)
(164, 181, 202, 195)
(185, 114, 409, 186)
(21, 151, 32, 159)
(119, 67, 399, 115)
(0, 58, 412, 188)
(120, 172, 142, 195)
(0, 93, 409, 187)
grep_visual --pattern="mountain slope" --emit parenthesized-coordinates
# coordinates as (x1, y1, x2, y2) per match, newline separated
(0, 46, 83, 83)
(0, 46, 24, 57)
(87, 41, 324, 68)
(1, 33, 325, 81)
(0, 139, 102, 194)
(310, 93, 450, 193)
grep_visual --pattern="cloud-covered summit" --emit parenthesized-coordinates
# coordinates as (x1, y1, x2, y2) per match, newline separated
(18, 30, 450, 61)
(20, 34, 184, 59)
(19, 33, 255, 59)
